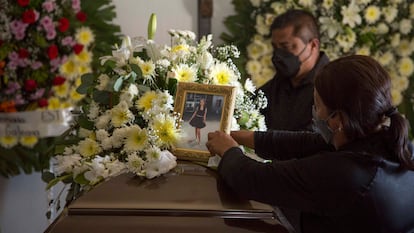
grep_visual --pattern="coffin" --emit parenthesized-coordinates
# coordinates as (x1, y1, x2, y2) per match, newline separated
(45, 161, 289, 233)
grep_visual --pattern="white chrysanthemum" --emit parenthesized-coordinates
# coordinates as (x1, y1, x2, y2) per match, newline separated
(383, 7, 398, 23)
(270, 2, 289, 15)
(19, 136, 38, 148)
(391, 89, 403, 106)
(397, 40, 413, 57)
(255, 15, 269, 36)
(78, 138, 101, 157)
(392, 76, 409, 92)
(124, 125, 148, 152)
(376, 23, 389, 34)
(341, 3, 361, 28)
(391, 34, 401, 48)
(250, 0, 261, 7)
(78, 128, 93, 138)
(209, 62, 237, 85)
(95, 111, 111, 129)
(96, 74, 110, 91)
(398, 57, 414, 77)
(246, 60, 262, 76)
(335, 30, 356, 53)
(264, 13, 275, 26)
(53, 154, 82, 176)
(60, 55, 78, 80)
(322, 0, 334, 10)
(171, 64, 197, 82)
(244, 78, 257, 94)
(145, 146, 162, 162)
(356, 46, 370, 56)
(411, 3, 414, 19)
(298, 0, 313, 7)
(136, 90, 157, 113)
(126, 152, 146, 176)
(377, 52, 394, 66)
(364, 5, 380, 24)
(95, 129, 109, 142)
(247, 41, 266, 59)
(111, 127, 128, 148)
(111, 101, 134, 127)
(399, 19, 412, 35)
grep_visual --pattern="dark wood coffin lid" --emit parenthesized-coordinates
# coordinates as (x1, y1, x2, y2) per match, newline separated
(68, 161, 275, 219)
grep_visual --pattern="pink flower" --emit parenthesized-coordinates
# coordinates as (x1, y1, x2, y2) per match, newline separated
(46, 29, 57, 40)
(31, 61, 43, 69)
(30, 88, 46, 100)
(40, 16, 53, 29)
(61, 36, 75, 46)
(72, 0, 81, 12)
(42, 1, 56, 13)
(5, 82, 21, 95)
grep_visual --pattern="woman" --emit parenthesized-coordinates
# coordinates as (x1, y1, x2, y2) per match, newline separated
(188, 98, 207, 145)
(206, 55, 414, 233)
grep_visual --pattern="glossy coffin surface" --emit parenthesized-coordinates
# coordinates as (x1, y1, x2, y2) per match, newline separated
(45, 161, 289, 233)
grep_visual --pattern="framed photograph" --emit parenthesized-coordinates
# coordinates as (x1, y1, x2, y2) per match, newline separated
(173, 82, 236, 162)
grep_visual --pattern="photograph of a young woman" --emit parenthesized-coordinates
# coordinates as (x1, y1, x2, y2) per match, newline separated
(188, 98, 207, 145)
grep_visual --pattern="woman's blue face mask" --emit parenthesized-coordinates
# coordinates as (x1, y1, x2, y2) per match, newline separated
(312, 105, 337, 144)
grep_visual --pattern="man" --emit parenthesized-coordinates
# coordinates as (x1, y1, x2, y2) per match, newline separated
(260, 9, 329, 131)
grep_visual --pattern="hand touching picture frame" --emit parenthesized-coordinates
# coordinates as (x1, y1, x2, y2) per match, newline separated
(173, 82, 236, 162)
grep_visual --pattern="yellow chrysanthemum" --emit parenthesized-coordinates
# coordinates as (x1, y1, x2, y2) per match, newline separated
(365, 6, 381, 24)
(209, 62, 236, 85)
(60, 101, 72, 109)
(136, 91, 157, 112)
(111, 103, 133, 127)
(70, 88, 84, 102)
(60, 57, 77, 80)
(75, 77, 82, 87)
(172, 64, 197, 82)
(0, 136, 18, 148)
(391, 89, 403, 106)
(53, 83, 69, 98)
(247, 42, 266, 59)
(246, 60, 262, 75)
(75, 50, 93, 64)
(76, 26, 95, 46)
(20, 136, 38, 148)
(124, 126, 148, 152)
(356, 46, 370, 56)
(78, 65, 92, 76)
(152, 115, 180, 147)
(398, 57, 414, 76)
(139, 60, 156, 78)
(78, 138, 101, 157)
(47, 97, 62, 110)
(171, 44, 189, 53)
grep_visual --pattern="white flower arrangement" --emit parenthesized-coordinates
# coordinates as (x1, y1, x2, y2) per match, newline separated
(46, 27, 267, 204)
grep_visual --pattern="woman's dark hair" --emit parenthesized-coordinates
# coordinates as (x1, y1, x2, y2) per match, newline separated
(270, 9, 320, 43)
(315, 55, 414, 170)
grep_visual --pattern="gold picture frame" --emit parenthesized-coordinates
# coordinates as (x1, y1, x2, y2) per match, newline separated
(173, 82, 236, 162)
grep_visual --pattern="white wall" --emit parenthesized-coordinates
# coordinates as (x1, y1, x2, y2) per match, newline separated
(0, 1, 235, 232)
(112, 0, 234, 45)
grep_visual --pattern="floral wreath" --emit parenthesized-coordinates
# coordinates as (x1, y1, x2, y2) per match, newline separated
(0, 0, 121, 177)
(222, 0, 414, 136)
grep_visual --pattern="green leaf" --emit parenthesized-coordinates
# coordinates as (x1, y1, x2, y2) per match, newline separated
(130, 64, 142, 79)
(74, 173, 90, 185)
(93, 90, 111, 105)
(41, 171, 56, 183)
(77, 73, 95, 94)
(113, 76, 124, 92)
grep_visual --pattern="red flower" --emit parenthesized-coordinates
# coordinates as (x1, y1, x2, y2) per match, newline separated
(76, 11, 87, 22)
(52, 76, 66, 86)
(73, 44, 84, 54)
(47, 45, 59, 60)
(38, 98, 49, 108)
(58, 18, 70, 32)
(18, 48, 29, 59)
(24, 79, 37, 92)
(17, 0, 30, 7)
(22, 9, 36, 24)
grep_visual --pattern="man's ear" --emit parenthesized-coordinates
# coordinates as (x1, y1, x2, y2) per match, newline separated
(310, 38, 320, 51)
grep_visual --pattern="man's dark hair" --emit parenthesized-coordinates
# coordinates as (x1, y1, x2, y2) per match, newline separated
(270, 9, 320, 43)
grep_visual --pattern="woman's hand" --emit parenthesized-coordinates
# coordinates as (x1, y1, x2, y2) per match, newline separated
(206, 131, 239, 157)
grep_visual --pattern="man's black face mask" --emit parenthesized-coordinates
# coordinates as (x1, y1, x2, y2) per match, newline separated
(272, 44, 307, 78)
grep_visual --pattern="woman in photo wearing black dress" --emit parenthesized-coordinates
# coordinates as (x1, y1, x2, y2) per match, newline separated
(189, 98, 207, 145)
